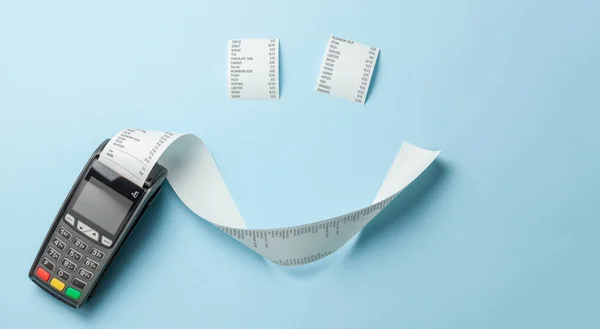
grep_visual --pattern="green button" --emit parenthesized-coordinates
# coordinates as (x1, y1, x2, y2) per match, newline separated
(65, 287, 81, 300)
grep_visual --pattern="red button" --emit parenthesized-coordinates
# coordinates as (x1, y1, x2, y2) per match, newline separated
(36, 267, 50, 282)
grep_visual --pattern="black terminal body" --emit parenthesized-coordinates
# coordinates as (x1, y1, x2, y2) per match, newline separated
(28, 139, 167, 308)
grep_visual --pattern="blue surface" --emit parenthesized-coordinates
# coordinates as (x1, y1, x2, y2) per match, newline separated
(2, 0, 600, 327)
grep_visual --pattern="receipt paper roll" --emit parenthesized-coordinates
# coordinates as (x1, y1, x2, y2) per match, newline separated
(98, 129, 440, 266)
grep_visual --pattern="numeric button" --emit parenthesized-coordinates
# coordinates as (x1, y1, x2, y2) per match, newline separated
(78, 268, 93, 280)
(67, 248, 82, 262)
(83, 258, 99, 270)
(61, 258, 76, 271)
(46, 247, 61, 261)
(73, 238, 88, 251)
(56, 268, 71, 281)
(57, 226, 72, 240)
(51, 237, 66, 250)
(90, 248, 105, 260)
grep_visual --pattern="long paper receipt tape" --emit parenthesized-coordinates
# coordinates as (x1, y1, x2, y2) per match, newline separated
(99, 129, 440, 266)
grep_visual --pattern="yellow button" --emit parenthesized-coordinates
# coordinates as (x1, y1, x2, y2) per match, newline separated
(50, 278, 65, 291)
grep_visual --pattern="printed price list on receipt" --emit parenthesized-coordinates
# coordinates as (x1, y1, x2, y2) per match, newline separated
(228, 38, 279, 100)
(316, 35, 379, 104)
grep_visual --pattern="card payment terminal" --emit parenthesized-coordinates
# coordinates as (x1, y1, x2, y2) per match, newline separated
(28, 139, 167, 308)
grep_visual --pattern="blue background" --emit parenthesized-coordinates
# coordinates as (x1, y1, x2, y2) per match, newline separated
(2, 0, 599, 328)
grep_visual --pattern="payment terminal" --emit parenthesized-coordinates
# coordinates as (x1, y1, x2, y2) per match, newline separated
(28, 139, 167, 308)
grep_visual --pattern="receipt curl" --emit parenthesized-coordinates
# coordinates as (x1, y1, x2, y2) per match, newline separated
(98, 129, 440, 266)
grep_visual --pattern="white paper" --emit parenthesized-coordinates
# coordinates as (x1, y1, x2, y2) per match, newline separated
(228, 38, 279, 100)
(99, 129, 439, 266)
(316, 35, 379, 104)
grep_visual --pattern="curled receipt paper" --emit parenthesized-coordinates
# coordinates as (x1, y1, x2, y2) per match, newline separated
(98, 129, 440, 266)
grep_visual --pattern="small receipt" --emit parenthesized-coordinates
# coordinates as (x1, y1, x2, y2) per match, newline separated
(228, 38, 279, 100)
(316, 35, 379, 104)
